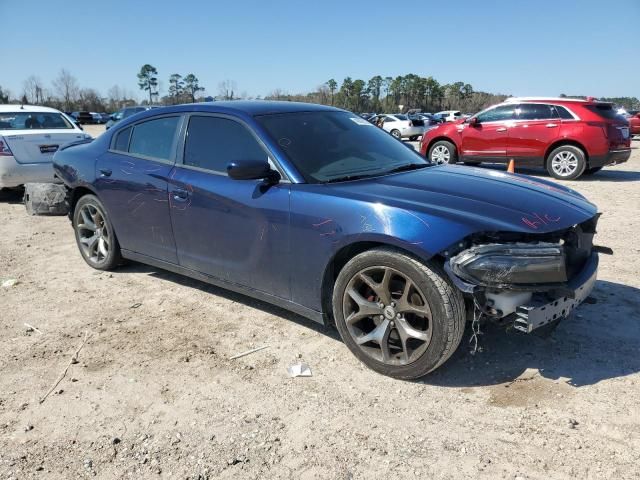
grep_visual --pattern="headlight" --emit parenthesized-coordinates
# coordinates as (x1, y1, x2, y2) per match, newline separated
(450, 243, 567, 286)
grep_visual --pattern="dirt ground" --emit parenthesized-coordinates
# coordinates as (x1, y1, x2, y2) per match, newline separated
(1, 125, 639, 479)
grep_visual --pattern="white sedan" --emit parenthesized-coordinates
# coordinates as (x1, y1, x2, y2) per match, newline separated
(374, 114, 425, 140)
(0, 105, 90, 189)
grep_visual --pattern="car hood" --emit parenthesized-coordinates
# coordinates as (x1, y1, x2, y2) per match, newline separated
(326, 165, 597, 234)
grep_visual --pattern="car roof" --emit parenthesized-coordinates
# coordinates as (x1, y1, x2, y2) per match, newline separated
(504, 96, 612, 105)
(0, 105, 65, 114)
(135, 101, 342, 117)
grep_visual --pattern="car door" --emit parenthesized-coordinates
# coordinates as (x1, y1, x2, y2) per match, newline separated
(168, 114, 290, 299)
(95, 115, 182, 264)
(460, 105, 516, 162)
(507, 103, 561, 163)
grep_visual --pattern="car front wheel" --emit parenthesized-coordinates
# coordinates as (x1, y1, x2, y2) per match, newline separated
(428, 140, 458, 164)
(546, 145, 586, 180)
(73, 194, 122, 270)
(332, 248, 466, 379)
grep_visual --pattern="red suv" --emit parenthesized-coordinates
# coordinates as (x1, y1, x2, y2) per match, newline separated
(627, 111, 640, 137)
(420, 97, 632, 179)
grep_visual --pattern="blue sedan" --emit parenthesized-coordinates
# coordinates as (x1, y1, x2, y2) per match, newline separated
(53, 101, 600, 378)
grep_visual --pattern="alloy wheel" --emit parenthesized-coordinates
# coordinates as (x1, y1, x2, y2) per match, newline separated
(77, 203, 110, 264)
(431, 145, 450, 164)
(342, 266, 433, 366)
(551, 150, 578, 177)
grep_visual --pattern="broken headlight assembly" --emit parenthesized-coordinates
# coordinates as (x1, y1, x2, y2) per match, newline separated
(449, 243, 567, 287)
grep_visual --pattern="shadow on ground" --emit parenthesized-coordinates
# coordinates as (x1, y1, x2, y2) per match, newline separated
(118, 262, 340, 341)
(118, 262, 640, 388)
(0, 187, 25, 204)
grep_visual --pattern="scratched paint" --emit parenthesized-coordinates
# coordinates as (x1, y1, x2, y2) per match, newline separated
(521, 212, 561, 230)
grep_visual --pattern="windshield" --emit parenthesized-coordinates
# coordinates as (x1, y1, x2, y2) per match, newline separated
(0, 112, 74, 130)
(256, 111, 428, 183)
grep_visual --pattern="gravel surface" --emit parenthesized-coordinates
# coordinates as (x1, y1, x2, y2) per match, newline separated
(1, 127, 638, 479)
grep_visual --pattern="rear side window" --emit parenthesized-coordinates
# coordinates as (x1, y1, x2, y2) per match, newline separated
(113, 126, 132, 152)
(554, 106, 575, 119)
(477, 105, 516, 123)
(516, 104, 556, 120)
(0, 112, 73, 130)
(128, 117, 179, 161)
(183, 116, 267, 173)
(585, 104, 624, 121)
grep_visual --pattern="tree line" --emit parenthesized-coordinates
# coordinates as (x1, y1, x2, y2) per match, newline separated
(265, 75, 640, 114)
(265, 75, 508, 114)
(1, 68, 638, 114)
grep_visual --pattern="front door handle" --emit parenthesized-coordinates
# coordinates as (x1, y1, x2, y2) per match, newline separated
(496, 127, 507, 132)
(172, 188, 189, 201)
(545, 123, 558, 128)
(99, 168, 112, 177)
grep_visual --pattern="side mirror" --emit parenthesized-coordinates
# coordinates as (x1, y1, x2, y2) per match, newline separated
(468, 117, 479, 126)
(227, 160, 280, 183)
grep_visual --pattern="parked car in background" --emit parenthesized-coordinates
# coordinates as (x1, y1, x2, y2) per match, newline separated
(90, 112, 103, 124)
(419, 113, 442, 128)
(0, 105, 90, 189)
(71, 111, 95, 124)
(53, 101, 602, 379)
(624, 111, 640, 137)
(99, 113, 112, 124)
(105, 106, 158, 130)
(420, 97, 631, 179)
(371, 114, 424, 140)
(433, 110, 463, 122)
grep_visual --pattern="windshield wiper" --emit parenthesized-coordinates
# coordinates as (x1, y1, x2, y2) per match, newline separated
(324, 174, 377, 183)
(384, 163, 431, 174)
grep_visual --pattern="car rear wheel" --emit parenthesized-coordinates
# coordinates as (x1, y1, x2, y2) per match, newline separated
(73, 194, 122, 270)
(546, 145, 586, 180)
(428, 140, 458, 165)
(332, 248, 466, 379)
(390, 129, 402, 140)
(583, 166, 603, 175)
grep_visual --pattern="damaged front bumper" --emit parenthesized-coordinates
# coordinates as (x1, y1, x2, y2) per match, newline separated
(443, 219, 601, 333)
(512, 252, 597, 332)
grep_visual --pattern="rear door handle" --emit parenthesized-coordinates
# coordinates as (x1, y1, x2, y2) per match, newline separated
(99, 168, 112, 177)
(496, 127, 507, 132)
(545, 123, 558, 128)
(172, 188, 188, 201)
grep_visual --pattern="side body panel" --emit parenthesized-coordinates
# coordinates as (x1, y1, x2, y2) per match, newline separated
(95, 151, 178, 263)
(168, 168, 291, 299)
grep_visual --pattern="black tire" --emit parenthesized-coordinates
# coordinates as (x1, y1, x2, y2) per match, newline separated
(332, 248, 466, 379)
(546, 145, 586, 180)
(583, 166, 603, 175)
(390, 129, 402, 140)
(73, 194, 122, 270)
(428, 140, 458, 165)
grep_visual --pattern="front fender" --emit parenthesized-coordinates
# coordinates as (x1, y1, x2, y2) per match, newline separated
(289, 190, 475, 311)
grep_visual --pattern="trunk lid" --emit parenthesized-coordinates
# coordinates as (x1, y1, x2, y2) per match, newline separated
(3, 130, 88, 164)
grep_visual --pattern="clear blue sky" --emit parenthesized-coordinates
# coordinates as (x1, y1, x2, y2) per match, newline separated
(3, 0, 639, 100)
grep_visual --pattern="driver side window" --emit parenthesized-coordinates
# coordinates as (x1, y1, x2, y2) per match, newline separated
(183, 116, 268, 174)
(477, 106, 516, 123)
